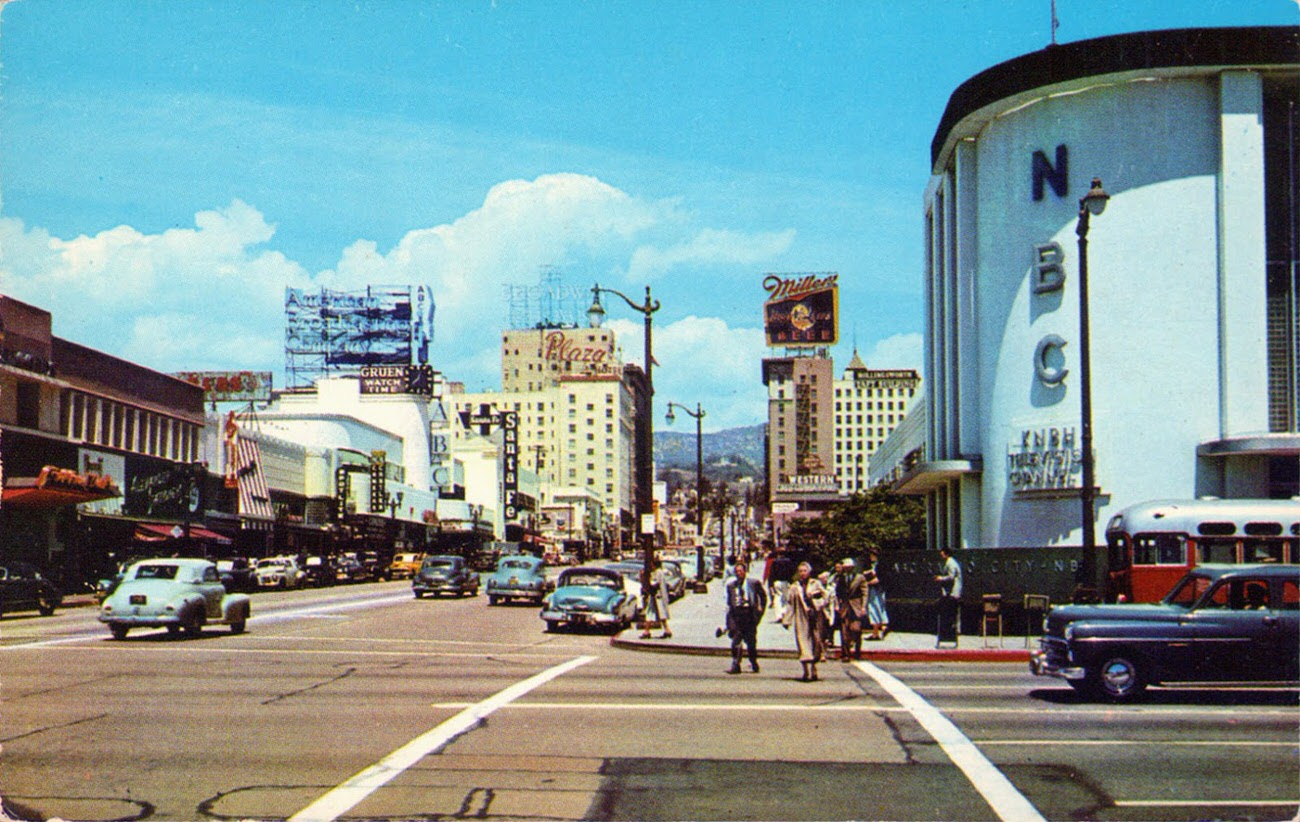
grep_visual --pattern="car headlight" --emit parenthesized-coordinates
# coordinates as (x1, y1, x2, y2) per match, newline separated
(1063, 624, 1075, 642)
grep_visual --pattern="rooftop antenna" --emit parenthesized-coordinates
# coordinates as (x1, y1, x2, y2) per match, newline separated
(1050, 0, 1060, 46)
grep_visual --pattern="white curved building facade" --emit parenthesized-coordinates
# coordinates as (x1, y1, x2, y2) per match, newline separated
(901, 27, 1299, 554)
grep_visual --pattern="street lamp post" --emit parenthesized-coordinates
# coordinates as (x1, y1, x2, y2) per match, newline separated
(1075, 177, 1109, 601)
(666, 401, 707, 591)
(589, 282, 661, 593)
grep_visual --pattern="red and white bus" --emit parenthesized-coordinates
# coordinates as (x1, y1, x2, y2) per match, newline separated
(1105, 498, 1300, 603)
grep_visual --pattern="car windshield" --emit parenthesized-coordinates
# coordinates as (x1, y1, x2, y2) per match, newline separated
(1163, 573, 1214, 607)
(562, 572, 617, 589)
(425, 560, 455, 570)
(502, 559, 533, 571)
(134, 564, 179, 580)
(258, 559, 287, 569)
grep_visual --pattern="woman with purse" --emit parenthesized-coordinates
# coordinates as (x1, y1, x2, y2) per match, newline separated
(781, 561, 827, 681)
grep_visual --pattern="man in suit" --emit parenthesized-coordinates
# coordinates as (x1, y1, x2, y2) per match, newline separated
(725, 561, 767, 674)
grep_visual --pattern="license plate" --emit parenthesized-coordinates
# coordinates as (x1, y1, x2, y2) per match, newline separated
(129, 594, 147, 605)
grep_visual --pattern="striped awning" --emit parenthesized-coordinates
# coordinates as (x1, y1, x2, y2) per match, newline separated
(234, 436, 275, 522)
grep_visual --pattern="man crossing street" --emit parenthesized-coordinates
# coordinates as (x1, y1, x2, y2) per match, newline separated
(724, 562, 767, 674)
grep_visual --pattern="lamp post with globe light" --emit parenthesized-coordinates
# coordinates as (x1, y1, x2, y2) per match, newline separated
(666, 401, 708, 591)
(588, 283, 660, 594)
(1075, 177, 1109, 601)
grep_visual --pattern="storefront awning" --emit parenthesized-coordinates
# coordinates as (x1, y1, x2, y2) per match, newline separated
(134, 523, 232, 545)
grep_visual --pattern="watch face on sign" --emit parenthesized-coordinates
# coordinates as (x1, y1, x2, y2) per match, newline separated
(405, 365, 432, 395)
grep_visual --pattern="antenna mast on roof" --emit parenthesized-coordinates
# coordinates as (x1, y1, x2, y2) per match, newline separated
(1050, 0, 1060, 46)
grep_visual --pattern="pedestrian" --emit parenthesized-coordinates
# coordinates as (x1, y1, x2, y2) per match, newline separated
(934, 547, 962, 646)
(767, 551, 796, 619)
(780, 561, 827, 681)
(724, 560, 767, 674)
(640, 558, 673, 639)
(864, 550, 889, 640)
(834, 558, 867, 659)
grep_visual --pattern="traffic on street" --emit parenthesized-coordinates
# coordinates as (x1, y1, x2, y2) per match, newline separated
(2, 569, 1296, 822)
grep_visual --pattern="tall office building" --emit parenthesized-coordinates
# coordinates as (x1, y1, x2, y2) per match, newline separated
(833, 353, 922, 494)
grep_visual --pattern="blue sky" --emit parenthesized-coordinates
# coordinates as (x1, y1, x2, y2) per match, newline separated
(0, 1, 1295, 430)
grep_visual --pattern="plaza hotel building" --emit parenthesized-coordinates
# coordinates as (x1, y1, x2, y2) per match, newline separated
(446, 325, 639, 544)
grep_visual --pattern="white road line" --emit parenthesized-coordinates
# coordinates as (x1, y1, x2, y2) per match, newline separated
(287, 655, 596, 822)
(855, 660, 1046, 822)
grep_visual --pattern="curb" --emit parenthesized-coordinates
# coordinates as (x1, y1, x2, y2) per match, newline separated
(610, 635, 1032, 663)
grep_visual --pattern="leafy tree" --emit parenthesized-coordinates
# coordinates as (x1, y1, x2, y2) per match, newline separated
(782, 486, 925, 571)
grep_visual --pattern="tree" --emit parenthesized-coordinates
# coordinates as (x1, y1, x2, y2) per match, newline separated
(782, 486, 925, 571)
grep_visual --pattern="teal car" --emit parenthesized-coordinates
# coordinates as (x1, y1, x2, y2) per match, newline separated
(487, 555, 552, 605)
(541, 566, 638, 633)
(99, 558, 251, 640)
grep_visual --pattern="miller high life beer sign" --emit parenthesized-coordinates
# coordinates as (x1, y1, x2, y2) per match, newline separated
(763, 272, 839, 347)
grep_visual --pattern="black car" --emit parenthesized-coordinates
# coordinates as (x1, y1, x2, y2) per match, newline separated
(413, 555, 480, 598)
(0, 562, 62, 616)
(301, 555, 335, 587)
(1031, 564, 1299, 701)
(215, 557, 259, 593)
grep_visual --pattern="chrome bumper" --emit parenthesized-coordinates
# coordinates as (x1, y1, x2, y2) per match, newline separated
(1029, 649, 1086, 680)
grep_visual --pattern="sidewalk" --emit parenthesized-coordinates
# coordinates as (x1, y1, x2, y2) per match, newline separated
(611, 582, 1032, 663)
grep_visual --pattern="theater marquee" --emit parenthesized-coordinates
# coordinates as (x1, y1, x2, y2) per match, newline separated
(763, 272, 839, 347)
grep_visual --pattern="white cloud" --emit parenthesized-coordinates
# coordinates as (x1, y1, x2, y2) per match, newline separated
(864, 332, 924, 374)
(0, 174, 797, 425)
(626, 227, 796, 282)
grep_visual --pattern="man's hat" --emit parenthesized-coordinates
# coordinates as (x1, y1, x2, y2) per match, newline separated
(841, 558, 855, 567)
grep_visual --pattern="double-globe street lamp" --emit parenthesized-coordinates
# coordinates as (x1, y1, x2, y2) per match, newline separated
(1075, 176, 1109, 600)
(666, 401, 708, 591)
(588, 282, 660, 592)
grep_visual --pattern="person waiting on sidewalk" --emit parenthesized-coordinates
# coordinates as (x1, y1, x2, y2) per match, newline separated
(933, 547, 962, 647)
(834, 558, 867, 660)
(724, 561, 767, 674)
(781, 561, 827, 682)
(864, 550, 889, 640)
(640, 558, 673, 639)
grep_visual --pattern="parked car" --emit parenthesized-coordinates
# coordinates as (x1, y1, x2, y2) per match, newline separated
(387, 552, 426, 580)
(255, 556, 305, 589)
(1031, 563, 1299, 701)
(301, 555, 335, 587)
(541, 566, 639, 633)
(603, 561, 645, 600)
(0, 562, 62, 617)
(99, 558, 251, 640)
(486, 555, 552, 605)
(359, 550, 388, 581)
(214, 557, 258, 593)
(412, 555, 480, 598)
(660, 560, 687, 601)
(334, 556, 366, 584)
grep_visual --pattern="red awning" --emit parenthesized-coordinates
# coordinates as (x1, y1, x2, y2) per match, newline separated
(134, 523, 232, 545)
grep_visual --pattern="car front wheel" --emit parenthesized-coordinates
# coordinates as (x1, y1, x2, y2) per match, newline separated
(1088, 653, 1147, 701)
(38, 597, 57, 616)
(110, 624, 129, 640)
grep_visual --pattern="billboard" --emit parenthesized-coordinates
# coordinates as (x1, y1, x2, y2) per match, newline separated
(285, 285, 434, 388)
(763, 272, 839, 347)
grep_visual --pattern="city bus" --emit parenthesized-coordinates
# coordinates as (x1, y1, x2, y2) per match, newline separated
(1105, 498, 1300, 603)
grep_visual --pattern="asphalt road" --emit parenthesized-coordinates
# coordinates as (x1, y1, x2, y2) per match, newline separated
(1, 580, 1296, 821)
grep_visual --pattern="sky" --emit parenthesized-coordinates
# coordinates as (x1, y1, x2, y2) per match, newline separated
(0, 1, 1295, 431)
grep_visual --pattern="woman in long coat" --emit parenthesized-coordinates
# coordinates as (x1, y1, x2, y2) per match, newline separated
(865, 551, 889, 640)
(781, 561, 827, 681)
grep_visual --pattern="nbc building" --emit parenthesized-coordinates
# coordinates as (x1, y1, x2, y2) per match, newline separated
(897, 27, 1300, 550)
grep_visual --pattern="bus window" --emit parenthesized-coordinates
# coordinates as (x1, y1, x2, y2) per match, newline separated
(1106, 534, 1130, 570)
(1133, 533, 1186, 566)
(1196, 538, 1238, 564)
(1243, 538, 1292, 564)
